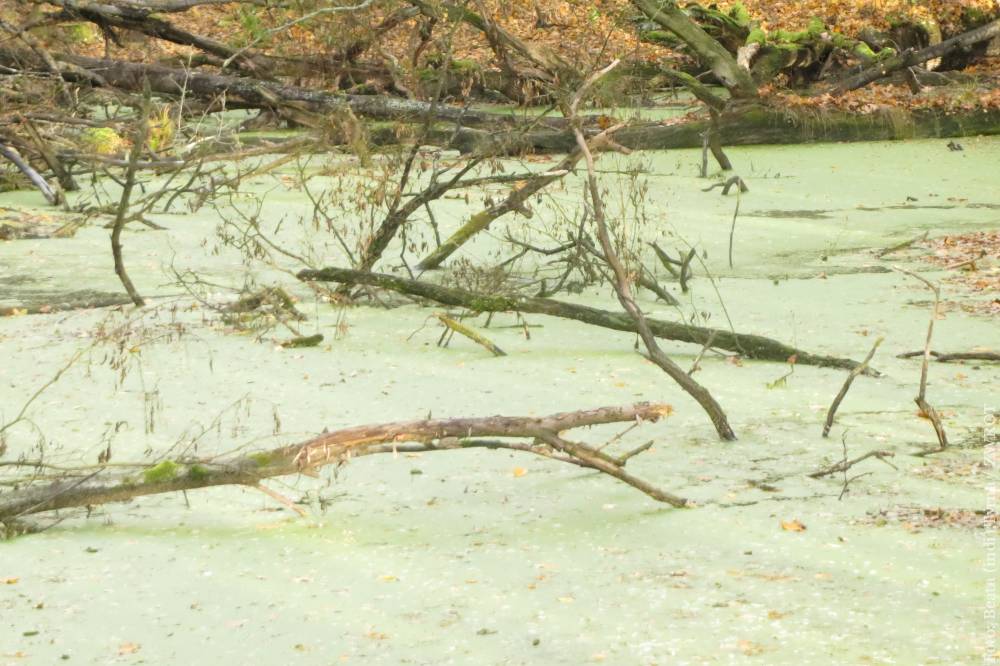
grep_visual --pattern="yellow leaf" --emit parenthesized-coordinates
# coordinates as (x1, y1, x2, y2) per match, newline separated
(513, 467, 527, 477)
(117, 642, 141, 656)
(780, 519, 806, 532)
(3, 577, 18, 584)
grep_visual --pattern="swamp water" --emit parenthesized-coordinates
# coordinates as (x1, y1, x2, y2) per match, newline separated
(0, 136, 998, 664)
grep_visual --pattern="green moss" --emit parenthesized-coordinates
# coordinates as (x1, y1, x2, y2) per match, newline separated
(729, 3, 751, 26)
(449, 59, 479, 74)
(745, 28, 766, 45)
(416, 67, 438, 82)
(187, 464, 211, 481)
(640, 30, 680, 45)
(468, 296, 517, 312)
(248, 452, 272, 467)
(63, 23, 98, 44)
(772, 28, 807, 43)
(853, 42, 878, 61)
(143, 460, 179, 484)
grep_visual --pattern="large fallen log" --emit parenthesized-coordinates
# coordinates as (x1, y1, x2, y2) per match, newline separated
(0, 403, 684, 526)
(297, 267, 876, 374)
(0, 47, 537, 129)
(446, 104, 1000, 154)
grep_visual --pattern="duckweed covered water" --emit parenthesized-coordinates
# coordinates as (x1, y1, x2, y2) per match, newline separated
(0, 136, 997, 664)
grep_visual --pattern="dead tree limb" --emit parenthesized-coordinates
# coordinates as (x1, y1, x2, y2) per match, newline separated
(892, 267, 948, 454)
(0, 47, 531, 128)
(897, 350, 1000, 363)
(0, 141, 58, 204)
(831, 18, 1000, 94)
(435, 313, 506, 356)
(44, 0, 266, 72)
(0, 402, 685, 522)
(297, 267, 877, 374)
(567, 60, 735, 440)
(823, 336, 883, 437)
(109, 108, 149, 307)
(415, 132, 621, 270)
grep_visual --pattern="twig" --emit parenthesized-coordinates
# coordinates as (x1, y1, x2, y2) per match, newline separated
(809, 448, 896, 479)
(823, 337, 884, 437)
(728, 187, 741, 269)
(875, 231, 927, 258)
(254, 483, 308, 517)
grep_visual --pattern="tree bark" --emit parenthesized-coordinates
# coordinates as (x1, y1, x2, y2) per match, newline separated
(0, 47, 535, 128)
(631, 0, 757, 98)
(0, 402, 684, 522)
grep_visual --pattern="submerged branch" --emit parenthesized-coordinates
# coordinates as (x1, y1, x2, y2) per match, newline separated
(298, 267, 878, 374)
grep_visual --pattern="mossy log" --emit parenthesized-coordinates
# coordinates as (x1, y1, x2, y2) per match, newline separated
(297, 267, 876, 374)
(0, 402, 683, 525)
(448, 104, 1000, 154)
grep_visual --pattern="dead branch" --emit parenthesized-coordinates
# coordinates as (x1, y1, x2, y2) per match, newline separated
(567, 60, 735, 440)
(0, 141, 58, 204)
(832, 18, 1000, 94)
(892, 266, 948, 454)
(823, 336, 883, 437)
(435, 313, 506, 356)
(875, 230, 927, 258)
(298, 266, 877, 373)
(0, 402, 685, 523)
(809, 448, 896, 479)
(897, 350, 1000, 363)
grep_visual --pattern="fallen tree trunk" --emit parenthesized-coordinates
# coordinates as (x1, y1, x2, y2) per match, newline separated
(447, 104, 1000, 154)
(297, 267, 876, 374)
(0, 47, 536, 129)
(0, 402, 684, 524)
(831, 18, 1000, 94)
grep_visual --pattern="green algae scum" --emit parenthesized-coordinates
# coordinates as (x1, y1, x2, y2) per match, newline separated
(1, 136, 997, 664)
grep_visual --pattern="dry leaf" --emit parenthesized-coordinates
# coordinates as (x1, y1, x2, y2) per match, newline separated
(117, 642, 141, 656)
(780, 519, 807, 532)
(738, 640, 765, 656)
